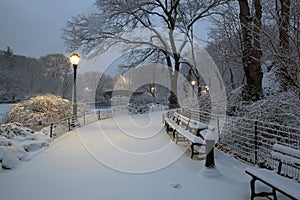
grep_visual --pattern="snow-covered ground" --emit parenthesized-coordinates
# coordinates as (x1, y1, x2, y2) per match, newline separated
(0, 123, 51, 170)
(0, 103, 14, 124)
(0, 112, 288, 200)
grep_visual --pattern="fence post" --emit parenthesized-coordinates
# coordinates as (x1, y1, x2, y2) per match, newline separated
(217, 116, 220, 141)
(68, 118, 71, 131)
(199, 111, 201, 122)
(83, 113, 86, 125)
(50, 123, 53, 138)
(254, 120, 258, 164)
(98, 110, 101, 120)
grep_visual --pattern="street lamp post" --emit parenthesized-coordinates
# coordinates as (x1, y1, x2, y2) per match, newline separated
(69, 53, 81, 118)
(151, 85, 155, 97)
(191, 80, 196, 97)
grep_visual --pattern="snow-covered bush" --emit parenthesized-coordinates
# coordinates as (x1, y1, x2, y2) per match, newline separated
(0, 123, 50, 171)
(243, 92, 300, 127)
(227, 86, 300, 127)
(128, 103, 150, 114)
(226, 86, 247, 116)
(181, 95, 211, 113)
(5, 94, 72, 126)
(77, 102, 91, 114)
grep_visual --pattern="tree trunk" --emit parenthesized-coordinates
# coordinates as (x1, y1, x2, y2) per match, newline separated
(164, 49, 180, 109)
(279, 0, 290, 52)
(197, 85, 202, 97)
(229, 67, 235, 90)
(275, 0, 297, 90)
(238, 0, 263, 100)
(169, 72, 180, 109)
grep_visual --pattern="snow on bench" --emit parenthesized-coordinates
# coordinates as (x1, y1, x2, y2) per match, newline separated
(189, 119, 209, 131)
(245, 143, 300, 200)
(163, 111, 207, 159)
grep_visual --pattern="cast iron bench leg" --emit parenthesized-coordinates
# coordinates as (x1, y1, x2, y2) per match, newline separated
(250, 177, 256, 200)
(272, 188, 277, 200)
(249, 176, 277, 200)
(191, 143, 194, 159)
(172, 129, 176, 141)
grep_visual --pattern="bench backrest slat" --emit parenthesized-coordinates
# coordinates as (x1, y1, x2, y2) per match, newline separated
(179, 114, 190, 129)
(273, 144, 300, 160)
(271, 152, 300, 168)
(173, 112, 181, 124)
(271, 144, 300, 181)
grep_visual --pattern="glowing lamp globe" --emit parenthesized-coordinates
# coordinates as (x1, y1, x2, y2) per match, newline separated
(69, 53, 81, 65)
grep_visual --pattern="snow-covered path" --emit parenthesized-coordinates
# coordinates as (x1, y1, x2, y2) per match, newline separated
(0, 112, 252, 200)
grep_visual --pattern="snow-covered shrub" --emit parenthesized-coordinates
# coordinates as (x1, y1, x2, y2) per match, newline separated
(0, 123, 33, 139)
(181, 95, 211, 113)
(262, 70, 281, 96)
(227, 86, 300, 127)
(240, 92, 300, 127)
(128, 103, 150, 114)
(5, 94, 72, 126)
(0, 136, 12, 146)
(77, 102, 91, 114)
(226, 86, 247, 116)
(0, 122, 50, 171)
(22, 140, 49, 152)
(0, 147, 21, 170)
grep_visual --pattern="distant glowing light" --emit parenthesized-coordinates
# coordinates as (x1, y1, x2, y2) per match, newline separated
(151, 86, 155, 92)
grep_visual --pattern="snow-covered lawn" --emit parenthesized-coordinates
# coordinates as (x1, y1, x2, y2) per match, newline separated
(0, 104, 14, 123)
(0, 111, 288, 200)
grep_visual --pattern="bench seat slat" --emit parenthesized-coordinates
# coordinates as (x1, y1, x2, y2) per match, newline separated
(245, 167, 300, 199)
(176, 126, 205, 144)
(189, 119, 208, 129)
(164, 112, 207, 159)
(164, 119, 178, 130)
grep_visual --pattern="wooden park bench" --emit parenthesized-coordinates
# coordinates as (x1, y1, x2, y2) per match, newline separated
(245, 143, 300, 200)
(163, 111, 211, 159)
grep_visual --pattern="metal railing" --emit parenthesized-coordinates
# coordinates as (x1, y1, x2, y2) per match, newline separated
(49, 109, 112, 138)
(48, 104, 166, 138)
(180, 108, 300, 169)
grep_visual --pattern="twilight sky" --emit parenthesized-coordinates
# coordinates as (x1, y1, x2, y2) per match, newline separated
(0, 0, 95, 58)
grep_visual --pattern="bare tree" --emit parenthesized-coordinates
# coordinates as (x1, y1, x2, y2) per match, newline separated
(77, 71, 103, 102)
(39, 54, 72, 98)
(20, 58, 45, 96)
(207, 2, 252, 93)
(259, 0, 300, 92)
(62, 0, 227, 108)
